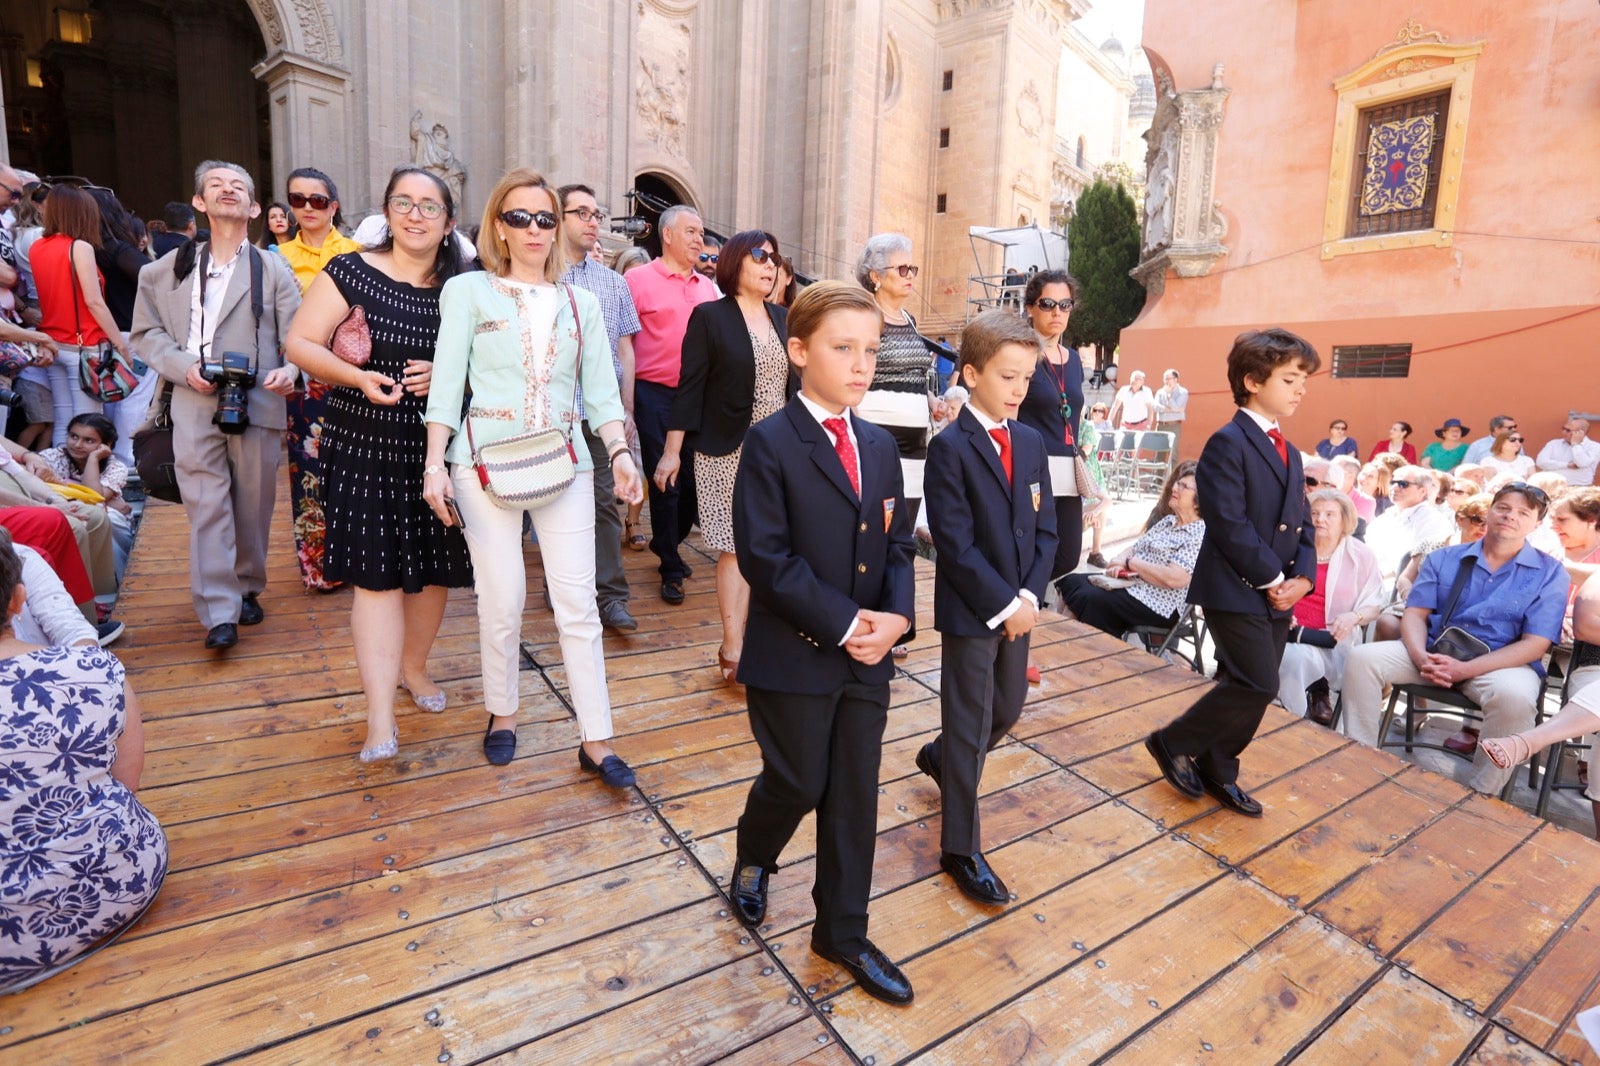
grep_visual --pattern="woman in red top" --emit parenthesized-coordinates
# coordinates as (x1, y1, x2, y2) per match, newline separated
(1365, 420, 1417, 464)
(28, 185, 128, 445)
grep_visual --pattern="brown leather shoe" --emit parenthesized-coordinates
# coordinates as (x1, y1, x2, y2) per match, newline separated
(1307, 692, 1336, 727)
(1442, 728, 1480, 755)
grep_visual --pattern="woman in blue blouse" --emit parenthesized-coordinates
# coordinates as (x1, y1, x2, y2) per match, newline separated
(423, 168, 644, 781)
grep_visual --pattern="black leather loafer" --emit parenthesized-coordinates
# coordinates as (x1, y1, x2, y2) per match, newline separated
(940, 851, 1011, 906)
(1144, 731, 1203, 798)
(205, 623, 238, 650)
(729, 860, 769, 927)
(1200, 776, 1263, 817)
(483, 718, 517, 766)
(915, 742, 943, 789)
(811, 939, 914, 1006)
(660, 579, 685, 605)
(239, 593, 264, 626)
(578, 747, 636, 788)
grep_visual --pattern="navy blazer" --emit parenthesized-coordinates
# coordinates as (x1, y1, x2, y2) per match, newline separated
(1187, 410, 1317, 617)
(668, 296, 791, 457)
(925, 408, 1058, 637)
(733, 397, 917, 694)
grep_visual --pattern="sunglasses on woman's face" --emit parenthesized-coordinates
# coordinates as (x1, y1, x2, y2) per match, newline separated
(748, 248, 778, 264)
(288, 192, 333, 210)
(1034, 298, 1074, 311)
(499, 209, 558, 231)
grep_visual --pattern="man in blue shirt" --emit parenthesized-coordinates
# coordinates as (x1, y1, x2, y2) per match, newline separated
(1342, 482, 1568, 794)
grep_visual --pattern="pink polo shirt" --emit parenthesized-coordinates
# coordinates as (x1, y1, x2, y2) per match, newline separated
(625, 258, 717, 387)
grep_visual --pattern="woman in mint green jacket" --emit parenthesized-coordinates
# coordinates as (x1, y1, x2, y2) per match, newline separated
(424, 168, 644, 780)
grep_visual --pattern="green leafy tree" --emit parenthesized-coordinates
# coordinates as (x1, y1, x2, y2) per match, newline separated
(1064, 179, 1146, 371)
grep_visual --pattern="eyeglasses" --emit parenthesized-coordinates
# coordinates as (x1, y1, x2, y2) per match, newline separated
(499, 209, 558, 231)
(1390, 480, 1412, 490)
(748, 248, 779, 264)
(1564, 427, 1584, 434)
(288, 192, 333, 210)
(1331, 424, 1348, 431)
(564, 207, 607, 223)
(886, 264, 920, 278)
(387, 195, 446, 220)
(698, 253, 719, 264)
(1508, 436, 1524, 443)
(0, 180, 20, 204)
(1033, 297, 1073, 311)
(1304, 477, 1324, 488)
(1447, 486, 1472, 496)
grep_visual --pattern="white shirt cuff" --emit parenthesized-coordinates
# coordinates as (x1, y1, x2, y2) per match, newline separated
(1257, 572, 1287, 590)
(838, 617, 859, 646)
(1019, 589, 1039, 608)
(987, 596, 1024, 630)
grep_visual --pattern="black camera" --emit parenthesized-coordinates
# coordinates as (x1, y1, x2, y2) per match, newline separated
(200, 350, 257, 434)
(610, 215, 652, 239)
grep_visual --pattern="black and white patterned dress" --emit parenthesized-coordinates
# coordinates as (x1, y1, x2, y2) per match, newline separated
(319, 254, 474, 592)
(694, 327, 789, 555)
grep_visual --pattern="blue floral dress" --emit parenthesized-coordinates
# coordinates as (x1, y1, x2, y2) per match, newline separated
(0, 645, 167, 993)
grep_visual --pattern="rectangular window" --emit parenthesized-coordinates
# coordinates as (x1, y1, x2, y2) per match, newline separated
(942, 70, 953, 91)
(936, 194, 947, 214)
(1347, 90, 1450, 238)
(939, 128, 950, 149)
(1331, 343, 1412, 379)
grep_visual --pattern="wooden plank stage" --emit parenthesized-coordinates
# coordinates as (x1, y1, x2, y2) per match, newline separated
(4, 486, 1600, 1064)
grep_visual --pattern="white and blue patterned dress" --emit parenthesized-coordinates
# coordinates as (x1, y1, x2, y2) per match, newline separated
(0, 645, 167, 993)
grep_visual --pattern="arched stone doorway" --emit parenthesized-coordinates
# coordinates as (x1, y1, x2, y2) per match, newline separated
(1, 0, 270, 221)
(632, 170, 696, 258)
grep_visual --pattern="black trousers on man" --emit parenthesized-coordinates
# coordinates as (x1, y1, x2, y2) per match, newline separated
(735, 680, 888, 954)
(926, 631, 1030, 855)
(634, 379, 697, 582)
(1156, 609, 1289, 785)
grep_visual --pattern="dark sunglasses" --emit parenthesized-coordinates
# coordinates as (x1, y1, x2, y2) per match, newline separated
(499, 209, 558, 231)
(698, 252, 719, 264)
(1033, 297, 1074, 311)
(886, 264, 919, 278)
(1390, 479, 1412, 489)
(748, 248, 778, 264)
(288, 192, 333, 210)
(1447, 486, 1472, 495)
(1304, 477, 1324, 488)
(1507, 436, 1524, 443)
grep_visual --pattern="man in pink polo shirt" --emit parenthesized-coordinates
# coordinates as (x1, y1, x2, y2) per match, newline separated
(626, 205, 717, 604)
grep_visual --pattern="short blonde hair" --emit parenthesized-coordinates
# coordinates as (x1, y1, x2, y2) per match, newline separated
(477, 167, 562, 281)
(786, 280, 879, 344)
(1307, 488, 1357, 538)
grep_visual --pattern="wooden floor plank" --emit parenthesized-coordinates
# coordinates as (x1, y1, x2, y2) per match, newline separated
(1291, 966, 1483, 1064)
(1495, 889, 1600, 1054)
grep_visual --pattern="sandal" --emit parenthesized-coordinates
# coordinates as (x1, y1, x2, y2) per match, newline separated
(624, 520, 647, 552)
(718, 647, 741, 684)
(1479, 734, 1531, 770)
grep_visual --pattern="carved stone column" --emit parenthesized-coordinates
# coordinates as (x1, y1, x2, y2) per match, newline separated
(253, 51, 352, 206)
(1133, 72, 1230, 295)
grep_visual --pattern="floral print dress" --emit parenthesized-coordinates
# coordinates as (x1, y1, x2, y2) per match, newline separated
(0, 646, 167, 993)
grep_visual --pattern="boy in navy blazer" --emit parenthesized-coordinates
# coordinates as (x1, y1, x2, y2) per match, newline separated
(728, 282, 917, 1006)
(1145, 328, 1321, 817)
(918, 311, 1056, 906)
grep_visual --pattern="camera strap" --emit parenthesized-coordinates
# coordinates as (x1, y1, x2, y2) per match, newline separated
(195, 242, 263, 358)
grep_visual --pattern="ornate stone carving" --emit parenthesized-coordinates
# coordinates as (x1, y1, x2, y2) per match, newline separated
(1016, 80, 1043, 137)
(244, 0, 286, 46)
(635, 4, 690, 161)
(242, 0, 342, 63)
(1372, 19, 1447, 60)
(1376, 55, 1448, 81)
(1133, 69, 1231, 294)
(411, 110, 468, 207)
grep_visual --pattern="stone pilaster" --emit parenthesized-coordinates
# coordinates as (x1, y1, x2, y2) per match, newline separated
(1133, 72, 1230, 295)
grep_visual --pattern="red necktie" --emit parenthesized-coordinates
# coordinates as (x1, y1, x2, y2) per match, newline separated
(989, 426, 1013, 483)
(823, 416, 860, 496)
(1267, 427, 1288, 466)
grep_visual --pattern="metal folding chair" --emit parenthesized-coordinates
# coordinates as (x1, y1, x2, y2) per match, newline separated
(1127, 604, 1207, 674)
(1132, 431, 1175, 494)
(1377, 682, 1516, 802)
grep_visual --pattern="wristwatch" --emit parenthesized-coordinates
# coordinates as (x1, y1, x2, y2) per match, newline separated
(423, 464, 447, 476)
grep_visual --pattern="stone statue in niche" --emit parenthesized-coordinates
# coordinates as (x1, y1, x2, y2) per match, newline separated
(411, 111, 468, 206)
(1142, 123, 1177, 252)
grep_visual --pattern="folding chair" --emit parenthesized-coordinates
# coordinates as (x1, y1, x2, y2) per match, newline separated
(1127, 604, 1207, 674)
(1377, 682, 1516, 802)
(1534, 651, 1596, 817)
(1132, 431, 1175, 494)
(1104, 430, 1141, 500)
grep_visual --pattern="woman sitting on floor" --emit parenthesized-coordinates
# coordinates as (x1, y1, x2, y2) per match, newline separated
(0, 531, 166, 993)
(1060, 461, 1203, 638)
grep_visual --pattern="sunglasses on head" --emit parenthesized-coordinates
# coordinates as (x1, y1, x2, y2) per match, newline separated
(499, 208, 558, 231)
(288, 192, 333, 210)
(1033, 297, 1073, 311)
(1498, 481, 1550, 508)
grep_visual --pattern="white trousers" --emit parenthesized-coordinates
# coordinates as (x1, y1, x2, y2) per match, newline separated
(451, 465, 614, 739)
(1342, 640, 1542, 794)
(1277, 640, 1355, 715)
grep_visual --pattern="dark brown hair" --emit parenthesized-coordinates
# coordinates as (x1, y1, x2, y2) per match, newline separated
(41, 185, 103, 246)
(715, 229, 781, 297)
(959, 309, 1041, 375)
(1557, 487, 1600, 527)
(1225, 327, 1319, 406)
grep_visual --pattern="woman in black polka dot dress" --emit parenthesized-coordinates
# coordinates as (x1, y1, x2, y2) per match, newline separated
(286, 166, 474, 762)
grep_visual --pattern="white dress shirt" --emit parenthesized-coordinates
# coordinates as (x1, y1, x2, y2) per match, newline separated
(1536, 434, 1600, 486)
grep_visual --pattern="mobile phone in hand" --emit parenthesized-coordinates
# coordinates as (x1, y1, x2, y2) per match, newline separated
(443, 497, 466, 530)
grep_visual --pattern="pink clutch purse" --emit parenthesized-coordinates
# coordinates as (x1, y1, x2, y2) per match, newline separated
(329, 304, 371, 367)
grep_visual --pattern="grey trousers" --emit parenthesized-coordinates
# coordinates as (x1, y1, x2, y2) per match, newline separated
(582, 420, 629, 609)
(174, 415, 279, 629)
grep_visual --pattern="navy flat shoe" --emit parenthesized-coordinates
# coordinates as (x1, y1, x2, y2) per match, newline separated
(578, 747, 637, 788)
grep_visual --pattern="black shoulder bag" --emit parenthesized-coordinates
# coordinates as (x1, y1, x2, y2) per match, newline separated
(1426, 554, 1492, 661)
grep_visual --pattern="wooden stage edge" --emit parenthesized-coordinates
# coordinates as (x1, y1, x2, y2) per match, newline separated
(4, 490, 1600, 1065)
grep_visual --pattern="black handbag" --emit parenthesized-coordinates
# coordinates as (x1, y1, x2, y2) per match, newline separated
(1288, 624, 1338, 649)
(1426, 555, 1492, 661)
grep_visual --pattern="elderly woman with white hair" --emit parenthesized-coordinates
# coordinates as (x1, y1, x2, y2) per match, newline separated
(1277, 488, 1385, 725)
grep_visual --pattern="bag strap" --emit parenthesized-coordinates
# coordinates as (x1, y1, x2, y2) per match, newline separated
(465, 282, 584, 459)
(67, 239, 85, 346)
(1436, 552, 1477, 631)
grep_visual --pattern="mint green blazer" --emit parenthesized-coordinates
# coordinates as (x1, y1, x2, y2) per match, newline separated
(426, 271, 623, 468)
